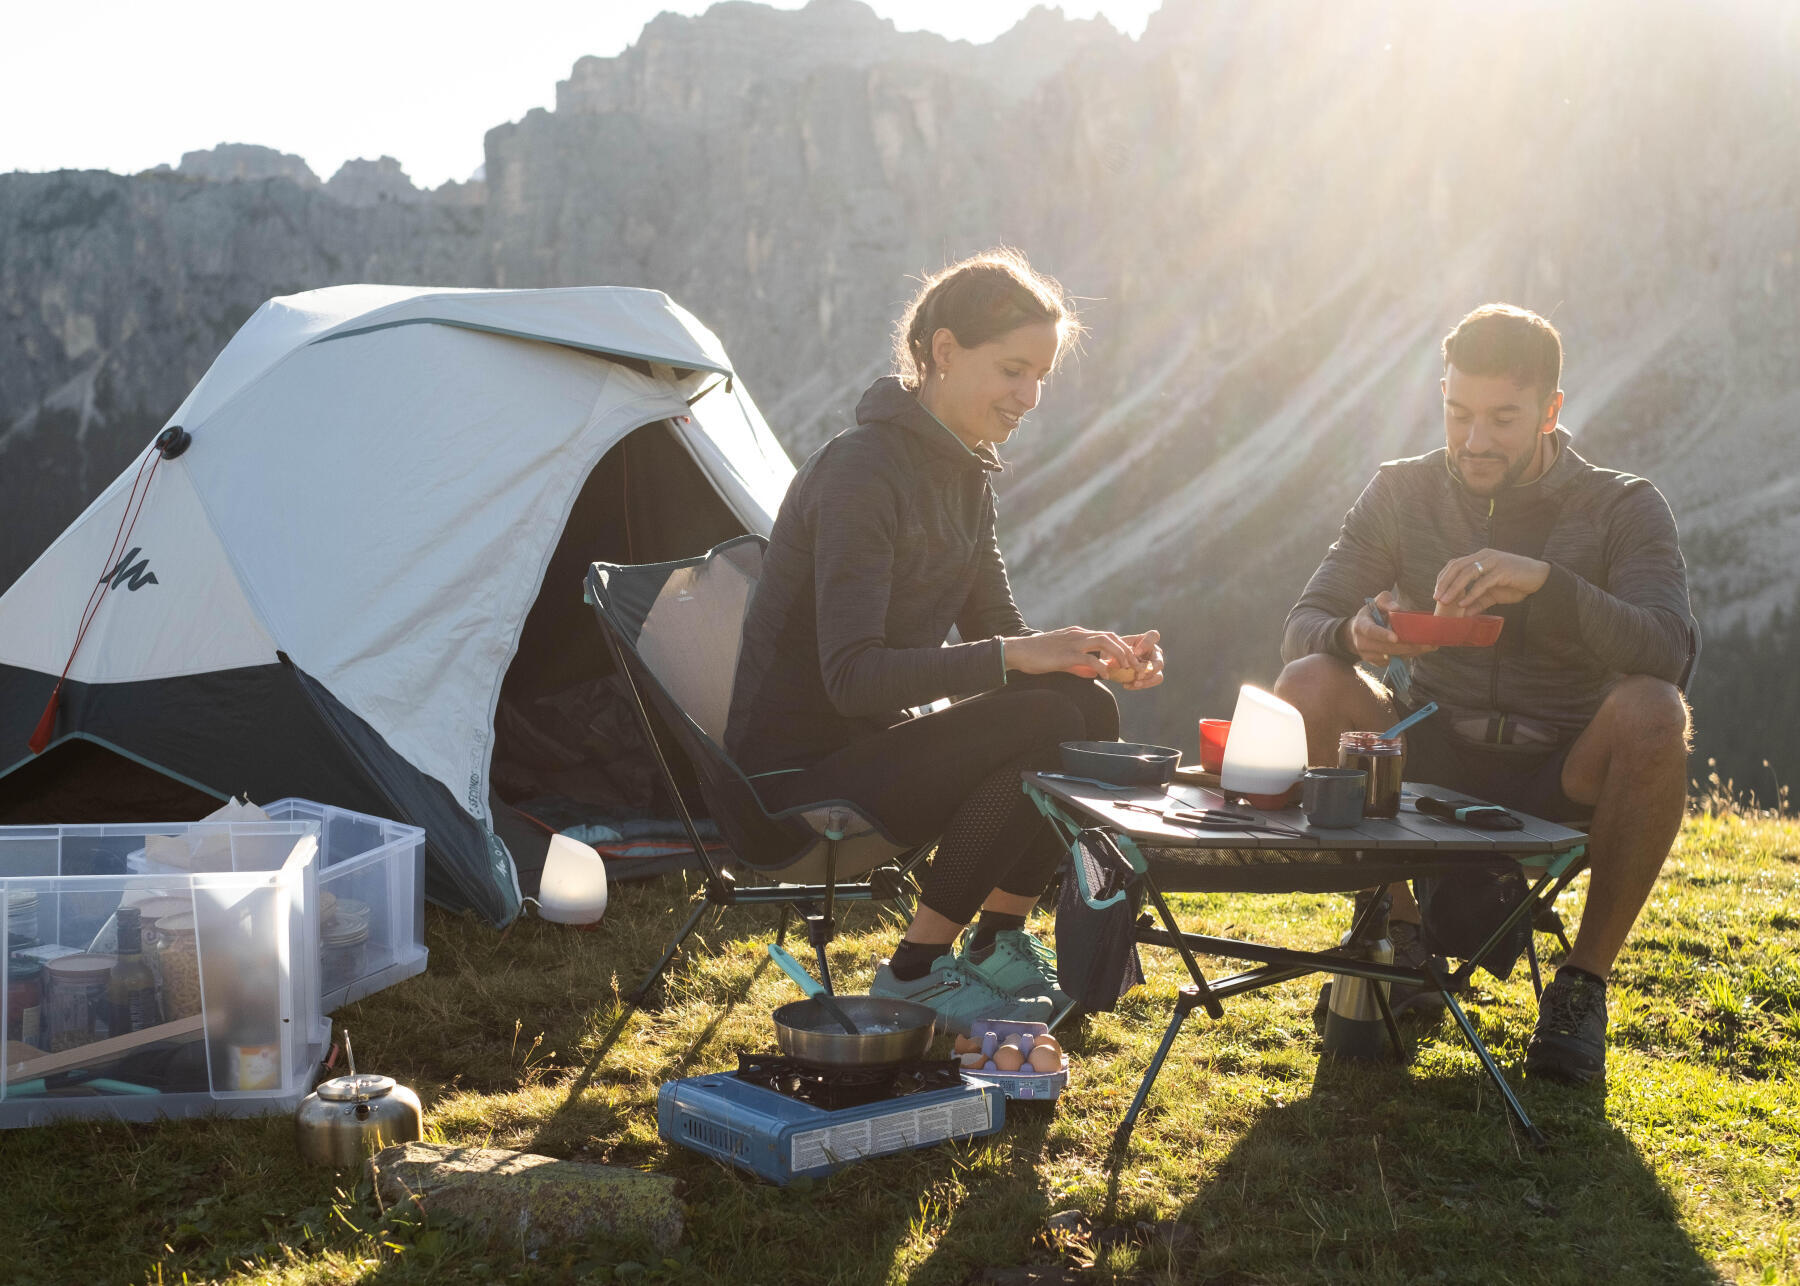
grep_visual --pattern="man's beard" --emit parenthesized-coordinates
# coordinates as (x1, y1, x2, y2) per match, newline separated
(1451, 445, 1536, 496)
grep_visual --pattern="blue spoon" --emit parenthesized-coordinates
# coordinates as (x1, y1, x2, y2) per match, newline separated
(767, 942, 859, 1034)
(1378, 701, 1438, 741)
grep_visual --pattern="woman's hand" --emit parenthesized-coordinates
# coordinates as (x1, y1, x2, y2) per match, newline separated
(1003, 627, 1137, 679)
(1116, 630, 1165, 690)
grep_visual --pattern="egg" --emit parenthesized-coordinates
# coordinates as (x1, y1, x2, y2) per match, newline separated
(959, 1050, 989, 1069)
(991, 1045, 1027, 1072)
(1031, 1034, 1061, 1057)
(1029, 1043, 1063, 1073)
(952, 1034, 983, 1055)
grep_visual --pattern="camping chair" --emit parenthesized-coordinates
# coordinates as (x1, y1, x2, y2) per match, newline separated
(583, 535, 931, 1005)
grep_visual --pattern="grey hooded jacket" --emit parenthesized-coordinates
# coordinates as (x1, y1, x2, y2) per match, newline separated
(1282, 430, 1699, 746)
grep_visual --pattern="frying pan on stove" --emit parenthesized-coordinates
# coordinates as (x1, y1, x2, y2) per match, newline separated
(768, 944, 938, 1066)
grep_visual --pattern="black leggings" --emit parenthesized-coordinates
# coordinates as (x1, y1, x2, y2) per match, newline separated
(756, 673, 1120, 926)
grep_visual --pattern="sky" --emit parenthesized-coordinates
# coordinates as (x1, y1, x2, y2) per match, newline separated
(3, 1, 1158, 189)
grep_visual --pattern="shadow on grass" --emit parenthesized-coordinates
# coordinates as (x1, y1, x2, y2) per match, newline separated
(871, 1098, 1060, 1285)
(1141, 1050, 1714, 1283)
(555, 948, 775, 1117)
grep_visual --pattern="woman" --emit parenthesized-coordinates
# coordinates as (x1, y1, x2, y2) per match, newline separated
(725, 249, 1164, 1030)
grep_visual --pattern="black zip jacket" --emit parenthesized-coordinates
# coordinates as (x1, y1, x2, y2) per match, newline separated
(725, 377, 1027, 774)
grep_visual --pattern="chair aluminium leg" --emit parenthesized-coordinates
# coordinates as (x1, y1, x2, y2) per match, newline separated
(809, 836, 840, 993)
(627, 899, 713, 1005)
(596, 618, 725, 885)
(808, 908, 838, 995)
(566, 885, 729, 1103)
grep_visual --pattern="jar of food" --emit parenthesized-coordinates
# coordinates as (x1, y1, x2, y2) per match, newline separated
(7, 955, 44, 1047)
(149, 911, 204, 1020)
(6, 890, 39, 945)
(133, 896, 195, 933)
(321, 899, 371, 996)
(45, 953, 115, 1051)
(1339, 731, 1405, 819)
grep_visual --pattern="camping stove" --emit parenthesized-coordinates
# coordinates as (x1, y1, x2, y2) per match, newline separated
(657, 1054, 1004, 1185)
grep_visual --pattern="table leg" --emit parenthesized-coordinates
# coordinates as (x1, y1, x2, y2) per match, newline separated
(1437, 982, 1547, 1147)
(1372, 976, 1407, 1062)
(1114, 984, 1204, 1152)
(1144, 879, 1225, 1019)
(1451, 868, 1560, 991)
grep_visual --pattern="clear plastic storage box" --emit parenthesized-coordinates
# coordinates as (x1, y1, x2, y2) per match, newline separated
(1, 818, 330, 1126)
(261, 800, 427, 1012)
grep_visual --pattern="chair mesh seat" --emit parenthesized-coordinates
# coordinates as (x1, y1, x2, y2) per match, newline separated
(585, 536, 908, 881)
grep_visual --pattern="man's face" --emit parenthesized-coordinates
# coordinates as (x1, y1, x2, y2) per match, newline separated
(1442, 364, 1562, 497)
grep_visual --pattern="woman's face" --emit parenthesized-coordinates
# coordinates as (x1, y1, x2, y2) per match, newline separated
(924, 320, 1061, 448)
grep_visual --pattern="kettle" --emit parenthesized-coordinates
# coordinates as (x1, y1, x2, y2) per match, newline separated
(295, 1031, 423, 1167)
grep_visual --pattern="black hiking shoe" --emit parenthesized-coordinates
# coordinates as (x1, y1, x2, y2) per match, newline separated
(1312, 920, 1448, 1035)
(1526, 968, 1608, 1084)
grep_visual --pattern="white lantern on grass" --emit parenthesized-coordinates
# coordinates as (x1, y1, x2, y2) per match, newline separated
(537, 833, 609, 924)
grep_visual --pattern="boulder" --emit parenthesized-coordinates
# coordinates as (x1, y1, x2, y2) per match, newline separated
(368, 1142, 684, 1254)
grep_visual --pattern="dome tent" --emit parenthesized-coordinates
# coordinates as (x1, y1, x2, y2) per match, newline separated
(0, 285, 794, 925)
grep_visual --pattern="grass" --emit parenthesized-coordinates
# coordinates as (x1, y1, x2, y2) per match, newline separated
(0, 812, 1796, 1285)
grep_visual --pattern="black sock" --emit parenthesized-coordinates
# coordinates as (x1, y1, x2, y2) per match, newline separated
(1559, 965, 1607, 988)
(888, 938, 950, 982)
(967, 911, 1027, 957)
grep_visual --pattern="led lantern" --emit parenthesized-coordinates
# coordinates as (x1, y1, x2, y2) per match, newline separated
(537, 833, 610, 925)
(1219, 684, 1308, 801)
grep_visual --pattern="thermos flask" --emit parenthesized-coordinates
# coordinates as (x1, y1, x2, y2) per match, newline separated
(1322, 889, 1396, 1061)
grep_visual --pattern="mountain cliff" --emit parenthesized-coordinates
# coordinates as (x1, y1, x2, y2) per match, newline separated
(3, 0, 1796, 790)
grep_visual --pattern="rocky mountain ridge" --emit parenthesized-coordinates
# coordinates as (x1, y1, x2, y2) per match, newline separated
(3, 0, 1796, 787)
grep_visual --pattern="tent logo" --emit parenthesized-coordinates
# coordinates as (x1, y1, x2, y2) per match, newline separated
(103, 547, 159, 591)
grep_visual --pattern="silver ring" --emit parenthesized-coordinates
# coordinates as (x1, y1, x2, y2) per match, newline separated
(1474, 560, 1485, 576)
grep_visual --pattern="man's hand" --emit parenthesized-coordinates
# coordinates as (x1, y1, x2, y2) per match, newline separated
(1435, 549, 1550, 614)
(1341, 590, 1437, 668)
(1004, 626, 1137, 679)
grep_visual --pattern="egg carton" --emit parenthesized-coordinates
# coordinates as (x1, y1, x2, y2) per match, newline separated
(958, 1019, 1069, 1101)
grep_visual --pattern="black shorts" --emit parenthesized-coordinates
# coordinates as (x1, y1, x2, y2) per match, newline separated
(1401, 710, 1592, 825)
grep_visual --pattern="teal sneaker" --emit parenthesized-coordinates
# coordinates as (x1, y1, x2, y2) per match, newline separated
(869, 952, 1053, 1036)
(961, 929, 1075, 1022)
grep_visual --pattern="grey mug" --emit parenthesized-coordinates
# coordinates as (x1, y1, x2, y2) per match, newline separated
(1303, 768, 1367, 828)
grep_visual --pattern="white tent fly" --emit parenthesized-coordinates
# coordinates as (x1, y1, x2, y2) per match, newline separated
(0, 285, 794, 924)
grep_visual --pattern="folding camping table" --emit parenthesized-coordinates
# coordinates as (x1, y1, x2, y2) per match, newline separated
(1023, 772, 1589, 1148)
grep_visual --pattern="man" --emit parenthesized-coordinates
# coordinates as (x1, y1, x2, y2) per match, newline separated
(1276, 303, 1697, 1084)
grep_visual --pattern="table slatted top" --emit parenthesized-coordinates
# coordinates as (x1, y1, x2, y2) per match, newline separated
(1025, 773, 1587, 857)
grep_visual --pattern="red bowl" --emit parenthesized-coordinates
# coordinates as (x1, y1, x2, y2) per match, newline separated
(1387, 610, 1504, 647)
